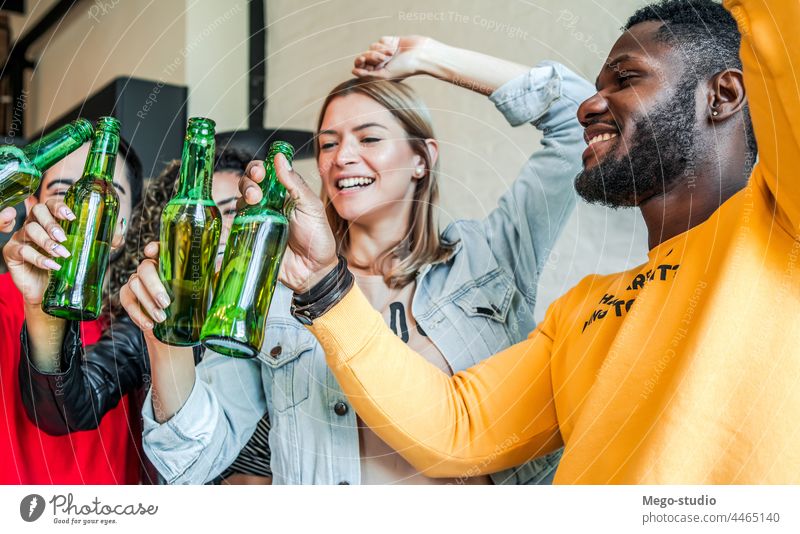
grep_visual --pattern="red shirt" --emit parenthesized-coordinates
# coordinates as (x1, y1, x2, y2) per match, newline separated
(0, 273, 139, 484)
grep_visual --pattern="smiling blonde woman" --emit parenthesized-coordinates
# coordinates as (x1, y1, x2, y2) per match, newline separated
(129, 35, 592, 485)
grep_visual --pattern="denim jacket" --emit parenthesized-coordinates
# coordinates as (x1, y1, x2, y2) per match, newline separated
(143, 61, 593, 484)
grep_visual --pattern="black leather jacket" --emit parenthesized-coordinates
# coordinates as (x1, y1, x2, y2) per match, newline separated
(18, 315, 163, 484)
(18, 316, 270, 485)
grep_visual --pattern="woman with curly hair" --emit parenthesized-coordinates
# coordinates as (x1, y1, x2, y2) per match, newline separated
(11, 146, 254, 483)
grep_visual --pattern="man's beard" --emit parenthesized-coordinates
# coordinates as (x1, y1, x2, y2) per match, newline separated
(575, 78, 698, 208)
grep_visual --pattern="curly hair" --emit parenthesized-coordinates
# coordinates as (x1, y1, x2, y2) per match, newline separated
(107, 159, 180, 320)
(107, 147, 252, 320)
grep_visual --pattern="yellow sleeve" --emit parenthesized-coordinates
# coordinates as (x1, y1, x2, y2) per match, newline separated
(725, 0, 800, 232)
(308, 285, 562, 478)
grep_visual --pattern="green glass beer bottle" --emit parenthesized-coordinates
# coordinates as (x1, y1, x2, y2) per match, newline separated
(41, 117, 121, 321)
(0, 119, 94, 209)
(200, 141, 293, 358)
(153, 117, 222, 346)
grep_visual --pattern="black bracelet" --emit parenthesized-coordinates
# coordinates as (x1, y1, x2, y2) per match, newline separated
(294, 255, 346, 306)
(291, 255, 354, 325)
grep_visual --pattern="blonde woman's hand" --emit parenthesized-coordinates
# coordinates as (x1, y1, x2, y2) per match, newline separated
(352, 35, 438, 80)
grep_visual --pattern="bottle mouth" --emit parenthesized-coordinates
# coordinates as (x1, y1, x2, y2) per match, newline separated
(74, 118, 94, 141)
(96, 116, 121, 134)
(267, 140, 295, 162)
(187, 117, 216, 137)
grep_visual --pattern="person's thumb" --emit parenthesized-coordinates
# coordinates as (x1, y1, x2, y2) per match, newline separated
(274, 153, 320, 214)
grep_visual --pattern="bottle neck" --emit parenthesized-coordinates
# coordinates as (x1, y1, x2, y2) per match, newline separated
(83, 127, 119, 183)
(260, 157, 288, 212)
(24, 120, 93, 171)
(176, 134, 214, 199)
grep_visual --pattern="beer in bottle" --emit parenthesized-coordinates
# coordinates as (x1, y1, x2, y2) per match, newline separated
(0, 119, 93, 209)
(41, 117, 121, 320)
(153, 117, 222, 346)
(200, 141, 293, 358)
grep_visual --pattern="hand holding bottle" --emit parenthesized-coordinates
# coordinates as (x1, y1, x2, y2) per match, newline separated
(119, 241, 168, 333)
(120, 241, 196, 422)
(239, 153, 337, 292)
(3, 198, 125, 306)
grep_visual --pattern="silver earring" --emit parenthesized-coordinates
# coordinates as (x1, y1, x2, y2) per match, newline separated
(712, 110, 719, 116)
(415, 167, 425, 177)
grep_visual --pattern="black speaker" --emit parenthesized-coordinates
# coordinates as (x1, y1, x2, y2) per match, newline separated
(0, 0, 25, 14)
(31, 77, 189, 178)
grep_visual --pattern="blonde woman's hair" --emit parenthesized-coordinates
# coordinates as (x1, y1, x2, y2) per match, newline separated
(316, 77, 455, 288)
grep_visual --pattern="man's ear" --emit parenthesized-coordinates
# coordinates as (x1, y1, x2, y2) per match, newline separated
(707, 68, 747, 122)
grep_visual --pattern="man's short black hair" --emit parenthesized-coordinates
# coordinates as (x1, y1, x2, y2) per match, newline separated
(626, 0, 740, 76)
(118, 136, 143, 209)
(34, 135, 144, 206)
(214, 145, 252, 174)
(625, 0, 756, 156)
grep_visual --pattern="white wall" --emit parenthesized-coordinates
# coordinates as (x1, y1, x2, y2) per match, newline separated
(9, 0, 650, 318)
(184, 0, 249, 131)
(13, 0, 188, 133)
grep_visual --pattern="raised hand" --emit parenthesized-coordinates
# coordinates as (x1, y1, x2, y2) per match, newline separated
(352, 35, 436, 80)
(355, 36, 528, 96)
